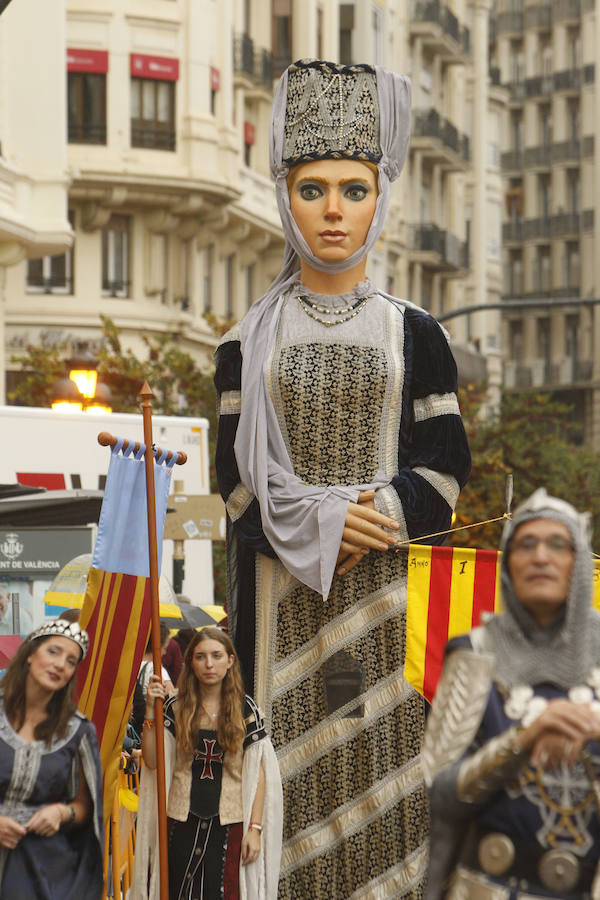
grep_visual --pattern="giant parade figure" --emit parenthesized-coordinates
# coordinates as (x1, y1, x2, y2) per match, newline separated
(215, 59, 471, 898)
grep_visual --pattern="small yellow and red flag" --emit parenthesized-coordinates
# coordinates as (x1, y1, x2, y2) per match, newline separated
(406, 545, 600, 702)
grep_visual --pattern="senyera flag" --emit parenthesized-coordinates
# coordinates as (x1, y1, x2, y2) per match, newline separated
(405, 544, 600, 702)
(77, 437, 176, 817)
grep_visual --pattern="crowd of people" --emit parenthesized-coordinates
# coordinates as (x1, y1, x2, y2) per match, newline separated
(0, 56, 598, 900)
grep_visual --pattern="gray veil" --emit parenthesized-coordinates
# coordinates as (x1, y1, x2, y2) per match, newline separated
(232, 62, 411, 599)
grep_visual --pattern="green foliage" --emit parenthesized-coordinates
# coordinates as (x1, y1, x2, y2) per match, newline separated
(9, 316, 228, 603)
(453, 386, 600, 551)
(8, 344, 68, 408)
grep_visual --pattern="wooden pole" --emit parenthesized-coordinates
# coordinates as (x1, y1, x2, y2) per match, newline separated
(139, 382, 169, 900)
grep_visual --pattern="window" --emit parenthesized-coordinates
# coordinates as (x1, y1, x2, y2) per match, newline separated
(567, 100, 579, 141)
(202, 246, 213, 315)
(506, 251, 523, 295)
(27, 211, 74, 293)
(68, 73, 106, 144)
(537, 317, 551, 364)
(563, 242, 580, 288)
(272, 0, 292, 77)
(538, 174, 552, 220)
(131, 78, 176, 151)
(508, 320, 523, 360)
(532, 247, 551, 292)
(567, 28, 581, 69)
(246, 263, 254, 310)
(539, 105, 552, 147)
(509, 41, 524, 82)
(511, 112, 523, 152)
(339, 4, 355, 65)
(372, 4, 384, 65)
(565, 314, 579, 360)
(566, 170, 580, 214)
(225, 255, 234, 319)
(101, 215, 130, 297)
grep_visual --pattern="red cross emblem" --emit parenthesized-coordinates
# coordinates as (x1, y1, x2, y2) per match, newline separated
(195, 738, 223, 780)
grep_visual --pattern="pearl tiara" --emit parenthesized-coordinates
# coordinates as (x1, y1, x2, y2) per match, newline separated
(27, 620, 89, 659)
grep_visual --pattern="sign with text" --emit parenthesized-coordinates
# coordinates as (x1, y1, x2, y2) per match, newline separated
(130, 53, 179, 81)
(0, 528, 93, 575)
(67, 48, 109, 74)
(163, 494, 226, 542)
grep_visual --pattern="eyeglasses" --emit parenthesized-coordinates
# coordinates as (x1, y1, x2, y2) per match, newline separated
(510, 535, 575, 555)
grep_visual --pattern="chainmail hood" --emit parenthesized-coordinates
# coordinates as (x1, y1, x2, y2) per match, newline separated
(480, 488, 600, 688)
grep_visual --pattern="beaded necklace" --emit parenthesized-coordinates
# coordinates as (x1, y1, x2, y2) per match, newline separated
(297, 293, 370, 327)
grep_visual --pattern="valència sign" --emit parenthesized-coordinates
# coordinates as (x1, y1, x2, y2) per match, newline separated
(0, 528, 93, 575)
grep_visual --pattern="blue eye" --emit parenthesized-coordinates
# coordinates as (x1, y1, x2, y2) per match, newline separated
(343, 183, 369, 201)
(298, 183, 323, 201)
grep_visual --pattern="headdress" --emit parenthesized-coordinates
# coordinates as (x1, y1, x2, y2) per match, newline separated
(27, 619, 89, 659)
(480, 488, 600, 688)
(226, 60, 414, 600)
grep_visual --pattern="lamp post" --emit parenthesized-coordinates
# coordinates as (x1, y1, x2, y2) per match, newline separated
(50, 357, 112, 413)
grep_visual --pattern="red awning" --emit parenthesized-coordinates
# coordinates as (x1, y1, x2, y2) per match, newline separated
(130, 53, 179, 81)
(67, 48, 109, 74)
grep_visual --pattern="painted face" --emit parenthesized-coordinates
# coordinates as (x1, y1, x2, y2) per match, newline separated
(507, 518, 575, 626)
(191, 638, 234, 687)
(289, 159, 378, 263)
(27, 636, 81, 693)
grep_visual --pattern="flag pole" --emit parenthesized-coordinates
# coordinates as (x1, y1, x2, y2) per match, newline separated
(140, 382, 169, 900)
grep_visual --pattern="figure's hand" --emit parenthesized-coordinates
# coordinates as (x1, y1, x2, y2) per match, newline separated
(517, 699, 600, 768)
(337, 491, 401, 576)
(0, 815, 26, 849)
(25, 804, 65, 837)
(241, 827, 261, 865)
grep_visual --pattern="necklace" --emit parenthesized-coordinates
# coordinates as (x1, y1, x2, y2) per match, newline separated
(297, 294, 370, 327)
(201, 703, 220, 720)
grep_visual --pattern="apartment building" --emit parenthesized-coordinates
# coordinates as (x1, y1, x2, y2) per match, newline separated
(0, 0, 501, 397)
(492, 0, 600, 446)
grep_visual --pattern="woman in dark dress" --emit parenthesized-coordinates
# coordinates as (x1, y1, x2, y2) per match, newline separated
(138, 627, 282, 899)
(0, 619, 103, 900)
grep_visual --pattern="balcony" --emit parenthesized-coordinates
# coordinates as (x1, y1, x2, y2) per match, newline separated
(550, 212, 580, 236)
(489, 66, 501, 86)
(582, 209, 594, 230)
(233, 34, 273, 90)
(496, 11, 524, 33)
(583, 135, 594, 156)
(505, 358, 593, 390)
(552, 0, 581, 21)
(411, 1, 470, 60)
(503, 220, 524, 242)
(501, 149, 523, 170)
(551, 139, 581, 163)
(523, 144, 552, 168)
(583, 64, 595, 84)
(525, 74, 554, 99)
(504, 362, 532, 389)
(505, 80, 526, 104)
(554, 68, 582, 92)
(524, 2, 551, 28)
(410, 223, 468, 271)
(412, 108, 470, 167)
(522, 217, 551, 239)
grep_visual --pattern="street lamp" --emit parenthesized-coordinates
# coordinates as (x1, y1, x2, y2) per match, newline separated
(50, 377, 84, 412)
(50, 357, 112, 414)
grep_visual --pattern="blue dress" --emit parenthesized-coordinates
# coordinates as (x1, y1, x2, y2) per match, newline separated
(0, 700, 103, 900)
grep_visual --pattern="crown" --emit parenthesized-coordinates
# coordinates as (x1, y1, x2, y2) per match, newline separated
(27, 620, 89, 659)
(282, 60, 381, 166)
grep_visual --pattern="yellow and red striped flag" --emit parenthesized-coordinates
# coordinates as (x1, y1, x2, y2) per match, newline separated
(406, 545, 600, 702)
(76, 438, 175, 817)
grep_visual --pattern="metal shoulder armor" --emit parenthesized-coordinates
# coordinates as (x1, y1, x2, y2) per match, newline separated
(422, 647, 495, 787)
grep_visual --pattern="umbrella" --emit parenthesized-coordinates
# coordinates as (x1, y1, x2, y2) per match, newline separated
(0, 635, 23, 668)
(163, 603, 226, 634)
(44, 554, 182, 620)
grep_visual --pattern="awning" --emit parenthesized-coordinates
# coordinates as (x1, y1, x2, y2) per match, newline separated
(0, 489, 104, 527)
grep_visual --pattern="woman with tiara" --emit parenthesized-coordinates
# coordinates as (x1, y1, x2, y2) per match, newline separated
(215, 59, 471, 898)
(0, 620, 103, 899)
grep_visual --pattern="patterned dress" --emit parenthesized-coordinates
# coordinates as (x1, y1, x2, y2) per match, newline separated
(0, 701, 103, 900)
(215, 281, 471, 898)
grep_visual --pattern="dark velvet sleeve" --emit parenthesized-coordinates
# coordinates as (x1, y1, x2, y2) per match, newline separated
(214, 338, 275, 558)
(374, 309, 471, 545)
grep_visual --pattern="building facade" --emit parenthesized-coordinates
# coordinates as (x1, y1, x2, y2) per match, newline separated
(1, 0, 501, 398)
(492, 0, 600, 447)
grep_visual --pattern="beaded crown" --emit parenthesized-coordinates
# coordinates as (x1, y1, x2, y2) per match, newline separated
(27, 620, 89, 659)
(282, 59, 381, 166)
